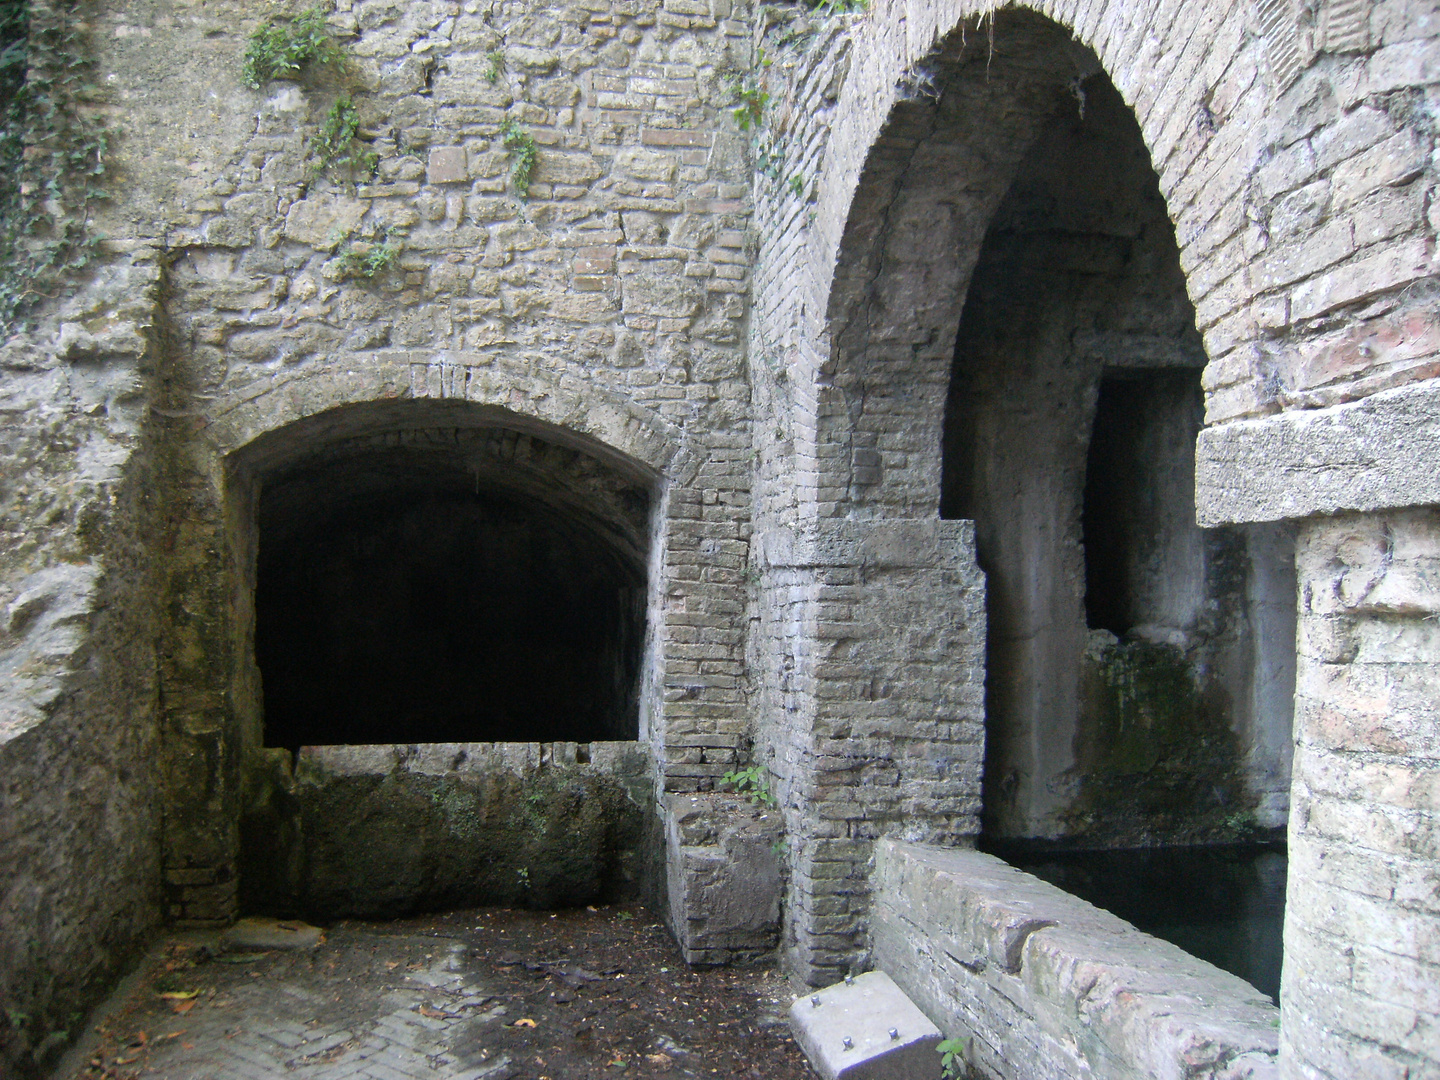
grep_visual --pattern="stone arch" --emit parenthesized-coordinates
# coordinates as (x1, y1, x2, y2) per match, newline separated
(803, 0, 1265, 513)
(155, 352, 699, 924)
(766, 0, 1290, 984)
(214, 362, 692, 749)
(205, 350, 688, 486)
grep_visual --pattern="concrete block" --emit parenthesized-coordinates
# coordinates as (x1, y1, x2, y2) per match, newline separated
(788, 971, 942, 1080)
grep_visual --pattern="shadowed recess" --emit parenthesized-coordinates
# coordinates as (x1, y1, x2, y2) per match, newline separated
(255, 430, 650, 749)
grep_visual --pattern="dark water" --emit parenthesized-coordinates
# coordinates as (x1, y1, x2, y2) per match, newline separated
(989, 842, 1286, 1002)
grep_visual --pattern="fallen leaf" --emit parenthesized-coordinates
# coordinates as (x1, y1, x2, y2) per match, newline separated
(169, 1000, 196, 1015)
(417, 1006, 453, 1019)
(158, 991, 199, 1000)
(513, 1018, 537, 1028)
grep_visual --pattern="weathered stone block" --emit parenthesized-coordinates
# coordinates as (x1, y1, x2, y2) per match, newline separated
(426, 147, 469, 184)
(789, 971, 942, 1080)
(282, 194, 367, 250)
(665, 793, 783, 964)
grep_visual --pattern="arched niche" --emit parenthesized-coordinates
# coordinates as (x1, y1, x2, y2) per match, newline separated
(225, 399, 661, 752)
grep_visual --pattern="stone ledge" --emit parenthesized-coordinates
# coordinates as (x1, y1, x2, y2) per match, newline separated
(872, 840, 1278, 1080)
(755, 519, 978, 570)
(1196, 378, 1440, 526)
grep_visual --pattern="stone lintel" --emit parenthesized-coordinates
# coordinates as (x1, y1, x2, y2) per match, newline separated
(1196, 378, 1440, 526)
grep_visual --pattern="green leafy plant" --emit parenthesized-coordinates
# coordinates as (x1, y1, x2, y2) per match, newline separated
(806, 0, 868, 14)
(310, 94, 377, 178)
(938, 1037, 970, 1080)
(499, 117, 537, 198)
(334, 234, 399, 280)
(721, 765, 776, 807)
(0, 0, 109, 328)
(242, 7, 345, 89)
(787, 174, 805, 198)
(484, 48, 505, 84)
(730, 76, 769, 132)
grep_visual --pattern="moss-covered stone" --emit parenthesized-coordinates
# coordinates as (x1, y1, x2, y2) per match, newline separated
(238, 743, 650, 919)
(1067, 637, 1253, 846)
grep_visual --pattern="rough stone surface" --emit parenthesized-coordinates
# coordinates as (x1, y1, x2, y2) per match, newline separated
(1283, 508, 1440, 1080)
(0, 1, 1437, 1078)
(240, 742, 653, 918)
(665, 792, 784, 963)
(788, 971, 941, 1080)
(872, 840, 1280, 1080)
(219, 916, 325, 952)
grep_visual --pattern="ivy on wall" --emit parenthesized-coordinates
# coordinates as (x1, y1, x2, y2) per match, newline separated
(0, 0, 108, 329)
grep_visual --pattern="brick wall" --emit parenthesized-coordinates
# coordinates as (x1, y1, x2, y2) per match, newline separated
(1285, 509, 1439, 1080)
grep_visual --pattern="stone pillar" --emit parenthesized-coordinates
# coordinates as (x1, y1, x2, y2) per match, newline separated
(1283, 508, 1440, 1079)
(767, 519, 987, 984)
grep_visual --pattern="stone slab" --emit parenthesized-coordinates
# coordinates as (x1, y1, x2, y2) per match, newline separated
(1196, 378, 1440, 525)
(788, 971, 942, 1080)
(219, 917, 324, 952)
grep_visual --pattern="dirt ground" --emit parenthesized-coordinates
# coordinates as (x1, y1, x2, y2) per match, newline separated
(54, 904, 817, 1080)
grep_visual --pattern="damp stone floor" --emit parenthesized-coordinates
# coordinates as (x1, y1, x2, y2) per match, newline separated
(51, 905, 816, 1080)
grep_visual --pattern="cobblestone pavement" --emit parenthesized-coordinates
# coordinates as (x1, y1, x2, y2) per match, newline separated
(53, 907, 811, 1080)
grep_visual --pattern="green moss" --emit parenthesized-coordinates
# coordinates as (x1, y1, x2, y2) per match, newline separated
(243, 756, 649, 919)
(1067, 639, 1250, 846)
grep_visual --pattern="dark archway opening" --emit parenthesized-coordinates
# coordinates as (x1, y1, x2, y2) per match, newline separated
(940, 70, 1295, 848)
(937, 59, 1294, 1002)
(255, 432, 649, 751)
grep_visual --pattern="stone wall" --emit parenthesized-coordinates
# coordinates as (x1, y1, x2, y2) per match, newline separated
(83, 0, 762, 934)
(0, 259, 167, 1074)
(747, 2, 1438, 1077)
(239, 741, 653, 917)
(0, 0, 764, 1072)
(1283, 509, 1439, 1079)
(872, 840, 1280, 1080)
(0, 0, 1437, 1078)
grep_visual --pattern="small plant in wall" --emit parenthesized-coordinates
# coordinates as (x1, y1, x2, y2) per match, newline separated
(310, 95, 378, 179)
(240, 7, 381, 185)
(483, 48, 506, 84)
(334, 233, 400, 281)
(937, 1036, 971, 1080)
(721, 765, 776, 807)
(242, 7, 346, 89)
(499, 117, 537, 198)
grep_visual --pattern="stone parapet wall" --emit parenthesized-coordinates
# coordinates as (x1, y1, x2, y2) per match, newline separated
(239, 741, 654, 917)
(872, 840, 1280, 1080)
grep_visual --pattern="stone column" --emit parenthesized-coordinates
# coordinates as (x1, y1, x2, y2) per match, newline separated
(1283, 508, 1440, 1079)
(767, 519, 987, 984)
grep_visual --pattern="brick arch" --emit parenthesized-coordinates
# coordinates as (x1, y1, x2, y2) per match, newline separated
(205, 350, 689, 488)
(804, 0, 1258, 513)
